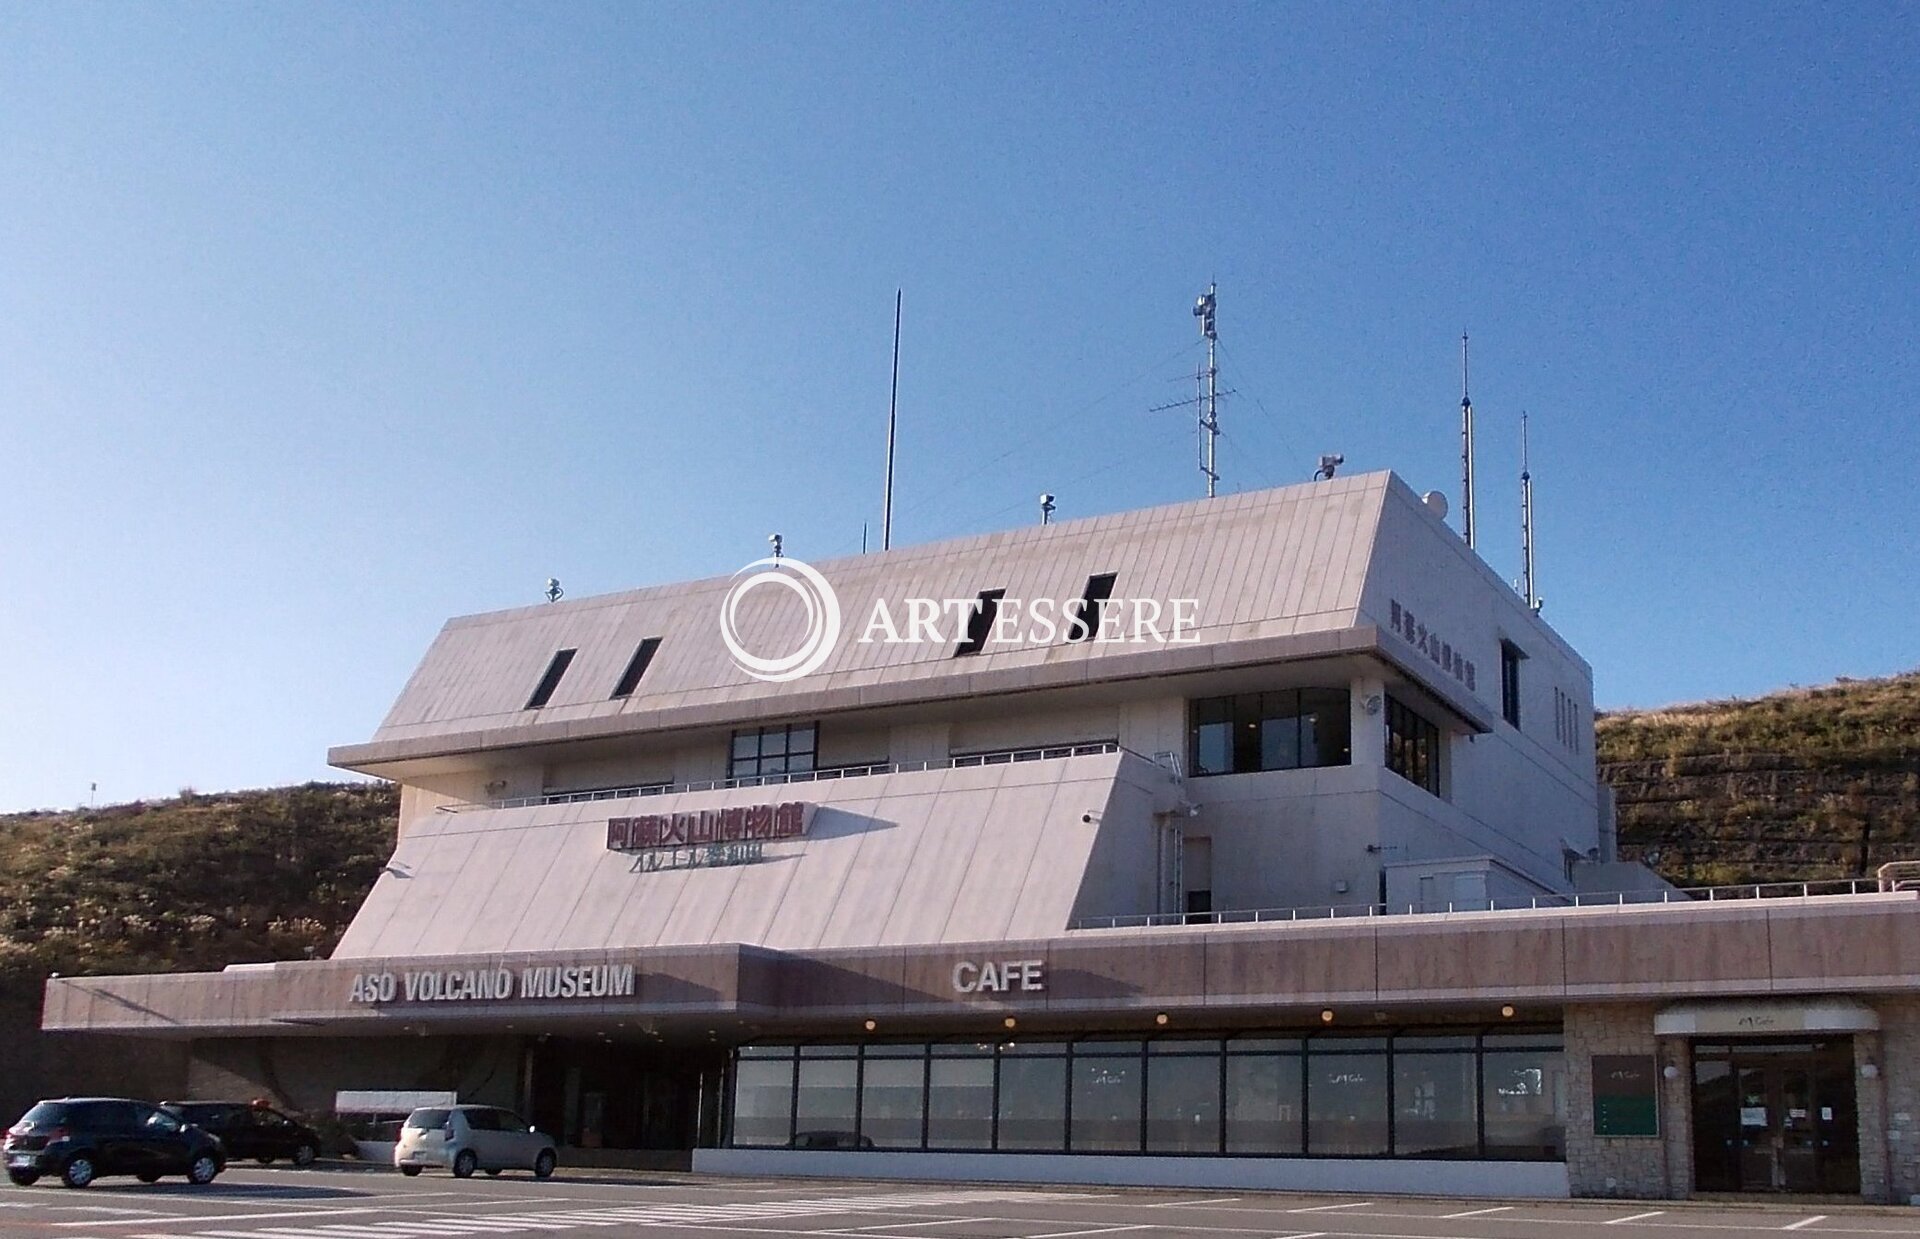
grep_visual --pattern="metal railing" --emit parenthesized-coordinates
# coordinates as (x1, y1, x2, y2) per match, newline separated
(1069, 876, 1914, 931)
(470, 741, 1130, 811)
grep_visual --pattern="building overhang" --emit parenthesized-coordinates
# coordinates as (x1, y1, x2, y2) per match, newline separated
(42, 892, 1920, 1040)
(330, 625, 1495, 779)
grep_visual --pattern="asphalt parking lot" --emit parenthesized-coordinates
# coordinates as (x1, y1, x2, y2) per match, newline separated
(1, 1167, 1917, 1239)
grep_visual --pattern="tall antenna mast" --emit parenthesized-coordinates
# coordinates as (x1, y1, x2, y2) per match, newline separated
(1194, 284, 1219, 498)
(1460, 332, 1476, 548)
(882, 289, 902, 551)
(1520, 412, 1540, 612)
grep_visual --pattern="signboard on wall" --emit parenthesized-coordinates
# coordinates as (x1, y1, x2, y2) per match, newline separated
(606, 802, 813, 853)
(1592, 1054, 1660, 1137)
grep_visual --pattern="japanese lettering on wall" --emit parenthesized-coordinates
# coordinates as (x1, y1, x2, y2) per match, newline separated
(1388, 600, 1476, 693)
(605, 802, 813, 853)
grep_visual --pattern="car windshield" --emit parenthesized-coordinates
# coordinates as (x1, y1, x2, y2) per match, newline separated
(404, 1108, 450, 1130)
(18, 1102, 70, 1127)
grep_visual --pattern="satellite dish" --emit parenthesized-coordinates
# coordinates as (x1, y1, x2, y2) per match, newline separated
(1422, 491, 1449, 519)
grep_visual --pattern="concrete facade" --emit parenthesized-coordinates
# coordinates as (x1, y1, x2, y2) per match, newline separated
(39, 472, 1920, 1201)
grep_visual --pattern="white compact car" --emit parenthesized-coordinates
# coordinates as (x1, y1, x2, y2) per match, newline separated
(394, 1106, 556, 1179)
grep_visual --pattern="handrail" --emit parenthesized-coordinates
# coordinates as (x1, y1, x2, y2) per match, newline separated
(472, 741, 1139, 810)
(1068, 876, 1913, 931)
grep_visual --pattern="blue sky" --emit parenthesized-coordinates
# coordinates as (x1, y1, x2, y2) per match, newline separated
(1, 4, 1915, 812)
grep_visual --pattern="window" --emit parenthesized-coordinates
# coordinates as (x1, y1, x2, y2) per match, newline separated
(1225, 1040, 1304, 1154)
(953, 590, 1004, 657)
(1070, 1042, 1143, 1151)
(1189, 690, 1352, 776)
(794, 1054, 858, 1144)
(996, 1046, 1067, 1150)
(1392, 1037, 1479, 1157)
(610, 638, 662, 698)
(731, 1032, 1566, 1161)
(1385, 696, 1442, 796)
(1481, 1036, 1567, 1158)
(729, 723, 817, 780)
(1500, 641, 1525, 728)
(926, 1046, 994, 1149)
(731, 1051, 795, 1147)
(525, 648, 577, 709)
(1146, 1043, 1221, 1152)
(1066, 572, 1118, 642)
(859, 1047, 926, 1149)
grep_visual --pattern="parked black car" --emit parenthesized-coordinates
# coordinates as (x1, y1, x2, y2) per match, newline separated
(161, 1101, 320, 1167)
(4, 1098, 226, 1188)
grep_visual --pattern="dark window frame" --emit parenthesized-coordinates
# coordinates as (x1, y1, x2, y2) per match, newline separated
(728, 722, 819, 780)
(610, 637, 662, 699)
(953, 590, 1006, 657)
(1066, 573, 1119, 642)
(1500, 641, 1525, 728)
(525, 648, 577, 710)
(1188, 690, 1353, 777)
(1385, 695, 1443, 797)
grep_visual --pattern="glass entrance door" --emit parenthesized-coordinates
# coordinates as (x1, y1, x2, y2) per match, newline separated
(1692, 1039, 1858, 1195)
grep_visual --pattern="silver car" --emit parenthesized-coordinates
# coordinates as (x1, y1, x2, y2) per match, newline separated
(394, 1105, 556, 1179)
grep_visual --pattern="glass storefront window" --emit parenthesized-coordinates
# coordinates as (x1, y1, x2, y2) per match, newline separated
(1483, 1048, 1567, 1159)
(997, 1055, 1066, 1150)
(794, 1057, 857, 1145)
(731, 1056, 793, 1147)
(1146, 1053, 1220, 1152)
(730, 1032, 1567, 1163)
(860, 1055, 925, 1149)
(1308, 1050, 1389, 1156)
(1071, 1052, 1142, 1152)
(926, 1053, 994, 1149)
(1225, 1053, 1303, 1154)
(1394, 1051, 1479, 1157)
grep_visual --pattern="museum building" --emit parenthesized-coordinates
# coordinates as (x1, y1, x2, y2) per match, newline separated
(42, 472, 1920, 1201)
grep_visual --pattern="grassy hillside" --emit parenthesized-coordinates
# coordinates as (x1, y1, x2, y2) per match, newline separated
(1597, 671, 1920, 887)
(0, 782, 396, 986)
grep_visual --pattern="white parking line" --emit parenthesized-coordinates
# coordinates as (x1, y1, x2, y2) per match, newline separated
(1146, 1196, 1242, 1208)
(1607, 1211, 1667, 1225)
(1287, 1200, 1374, 1214)
(1783, 1220, 1829, 1232)
(1442, 1205, 1515, 1219)
(1020, 1228, 1154, 1239)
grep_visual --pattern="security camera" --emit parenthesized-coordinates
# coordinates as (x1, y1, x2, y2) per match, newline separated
(1081, 812, 1094, 824)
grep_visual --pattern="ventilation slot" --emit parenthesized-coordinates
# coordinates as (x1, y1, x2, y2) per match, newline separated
(525, 648, 577, 709)
(610, 638, 662, 699)
(1067, 572, 1118, 642)
(953, 590, 1005, 657)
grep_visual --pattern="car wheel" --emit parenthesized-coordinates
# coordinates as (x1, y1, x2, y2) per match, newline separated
(6, 1169, 38, 1187)
(451, 1149, 477, 1179)
(137, 1172, 162, 1184)
(292, 1143, 317, 1168)
(60, 1155, 96, 1189)
(532, 1149, 555, 1180)
(399, 1165, 423, 1177)
(187, 1154, 220, 1186)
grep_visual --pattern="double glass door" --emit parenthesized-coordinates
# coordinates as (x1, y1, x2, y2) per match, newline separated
(1692, 1040, 1858, 1194)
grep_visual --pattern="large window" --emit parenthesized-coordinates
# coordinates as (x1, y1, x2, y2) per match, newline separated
(1190, 690, 1351, 777)
(1385, 696, 1442, 796)
(729, 723, 817, 780)
(730, 1030, 1564, 1160)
